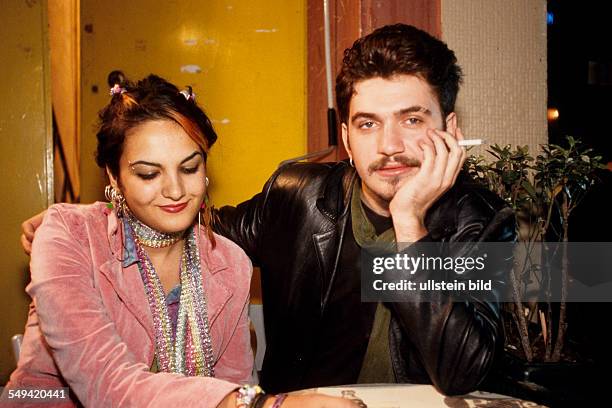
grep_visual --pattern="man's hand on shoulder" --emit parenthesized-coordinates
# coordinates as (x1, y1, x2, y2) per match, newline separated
(21, 211, 46, 255)
(390, 128, 466, 243)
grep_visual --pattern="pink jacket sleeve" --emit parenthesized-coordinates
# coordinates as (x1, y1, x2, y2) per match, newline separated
(214, 291, 254, 384)
(28, 207, 245, 407)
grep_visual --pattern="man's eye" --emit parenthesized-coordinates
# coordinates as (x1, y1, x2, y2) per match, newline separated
(359, 121, 375, 129)
(182, 166, 199, 174)
(406, 117, 422, 126)
(137, 172, 158, 180)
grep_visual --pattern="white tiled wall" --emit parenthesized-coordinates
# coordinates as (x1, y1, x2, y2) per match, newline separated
(442, 0, 548, 157)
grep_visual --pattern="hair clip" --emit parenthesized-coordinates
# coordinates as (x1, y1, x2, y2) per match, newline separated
(109, 84, 126, 96)
(180, 86, 196, 102)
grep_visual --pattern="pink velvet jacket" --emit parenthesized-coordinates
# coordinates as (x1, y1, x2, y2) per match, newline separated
(7, 202, 253, 407)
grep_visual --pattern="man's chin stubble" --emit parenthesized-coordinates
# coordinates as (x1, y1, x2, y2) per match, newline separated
(370, 178, 401, 204)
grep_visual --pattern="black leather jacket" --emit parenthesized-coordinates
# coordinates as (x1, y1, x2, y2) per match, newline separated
(213, 161, 515, 394)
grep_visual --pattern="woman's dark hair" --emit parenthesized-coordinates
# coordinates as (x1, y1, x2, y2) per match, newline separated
(96, 74, 217, 177)
(335, 24, 463, 124)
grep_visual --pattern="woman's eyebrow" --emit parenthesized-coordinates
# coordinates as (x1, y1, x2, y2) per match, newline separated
(180, 151, 202, 164)
(129, 151, 202, 168)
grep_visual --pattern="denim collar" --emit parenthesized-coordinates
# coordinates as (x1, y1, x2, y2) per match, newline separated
(122, 220, 140, 268)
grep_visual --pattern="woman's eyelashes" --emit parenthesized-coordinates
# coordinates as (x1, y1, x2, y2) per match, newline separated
(134, 165, 201, 180)
(181, 166, 199, 174)
(136, 171, 159, 180)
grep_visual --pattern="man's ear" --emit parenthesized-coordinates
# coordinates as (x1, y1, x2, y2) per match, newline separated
(341, 123, 353, 162)
(106, 167, 120, 191)
(445, 112, 458, 136)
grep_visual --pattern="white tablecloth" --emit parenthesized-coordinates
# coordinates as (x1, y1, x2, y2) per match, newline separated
(296, 383, 547, 407)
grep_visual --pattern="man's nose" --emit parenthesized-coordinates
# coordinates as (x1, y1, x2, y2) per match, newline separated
(377, 123, 405, 156)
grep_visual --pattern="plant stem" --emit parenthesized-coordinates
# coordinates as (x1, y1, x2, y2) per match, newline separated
(510, 265, 533, 361)
(552, 195, 570, 361)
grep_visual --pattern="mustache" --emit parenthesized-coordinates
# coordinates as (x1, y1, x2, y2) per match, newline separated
(368, 156, 421, 175)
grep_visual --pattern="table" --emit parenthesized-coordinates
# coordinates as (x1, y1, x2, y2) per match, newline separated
(295, 383, 547, 407)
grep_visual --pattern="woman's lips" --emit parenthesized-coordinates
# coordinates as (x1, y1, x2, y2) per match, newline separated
(159, 202, 188, 213)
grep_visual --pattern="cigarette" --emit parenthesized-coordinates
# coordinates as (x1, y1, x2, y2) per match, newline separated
(458, 139, 485, 146)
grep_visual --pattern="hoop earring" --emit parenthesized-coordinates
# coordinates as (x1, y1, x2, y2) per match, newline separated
(349, 158, 354, 167)
(105, 185, 126, 217)
(205, 176, 210, 187)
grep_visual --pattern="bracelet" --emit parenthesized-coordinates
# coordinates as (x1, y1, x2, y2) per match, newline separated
(252, 393, 272, 408)
(236, 384, 264, 408)
(271, 393, 287, 408)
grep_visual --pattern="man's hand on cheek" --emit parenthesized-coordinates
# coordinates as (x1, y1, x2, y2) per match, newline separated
(390, 128, 466, 243)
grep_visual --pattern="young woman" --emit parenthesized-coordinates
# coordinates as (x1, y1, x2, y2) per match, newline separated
(7, 75, 356, 408)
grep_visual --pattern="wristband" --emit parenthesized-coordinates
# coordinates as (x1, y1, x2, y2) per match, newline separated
(252, 393, 272, 408)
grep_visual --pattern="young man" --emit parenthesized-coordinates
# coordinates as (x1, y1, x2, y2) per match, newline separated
(211, 24, 514, 394)
(22, 24, 514, 396)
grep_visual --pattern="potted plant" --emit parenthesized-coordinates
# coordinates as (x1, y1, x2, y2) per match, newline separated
(464, 136, 605, 405)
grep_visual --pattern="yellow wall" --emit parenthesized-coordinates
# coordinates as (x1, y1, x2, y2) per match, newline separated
(80, 0, 307, 206)
(0, 0, 53, 384)
(0, 0, 305, 383)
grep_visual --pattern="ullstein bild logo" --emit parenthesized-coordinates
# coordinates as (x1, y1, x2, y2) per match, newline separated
(372, 279, 492, 292)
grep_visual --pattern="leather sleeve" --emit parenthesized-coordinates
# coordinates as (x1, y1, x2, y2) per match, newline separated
(389, 192, 516, 395)
(211, 167, 286, 266)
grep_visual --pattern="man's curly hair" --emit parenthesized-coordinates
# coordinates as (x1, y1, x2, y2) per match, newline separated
(336, 24, 463, 124)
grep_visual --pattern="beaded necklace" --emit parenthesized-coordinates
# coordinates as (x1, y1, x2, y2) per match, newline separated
(127, 212, 183, 248)
(125, 211, 215, 377)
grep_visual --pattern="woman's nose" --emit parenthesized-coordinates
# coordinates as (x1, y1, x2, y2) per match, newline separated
(162, 174, 185, 200)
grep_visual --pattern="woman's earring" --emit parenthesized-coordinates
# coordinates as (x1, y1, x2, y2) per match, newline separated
(198, 202, 203, 236)
(199, 178, 210, 236)
(198, 194, 211, 238)
(105, 185, 126, 217)
(349, 157, 354, 167)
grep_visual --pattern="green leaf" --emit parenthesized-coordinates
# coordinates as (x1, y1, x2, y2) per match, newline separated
(521, 180, 537, 198)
